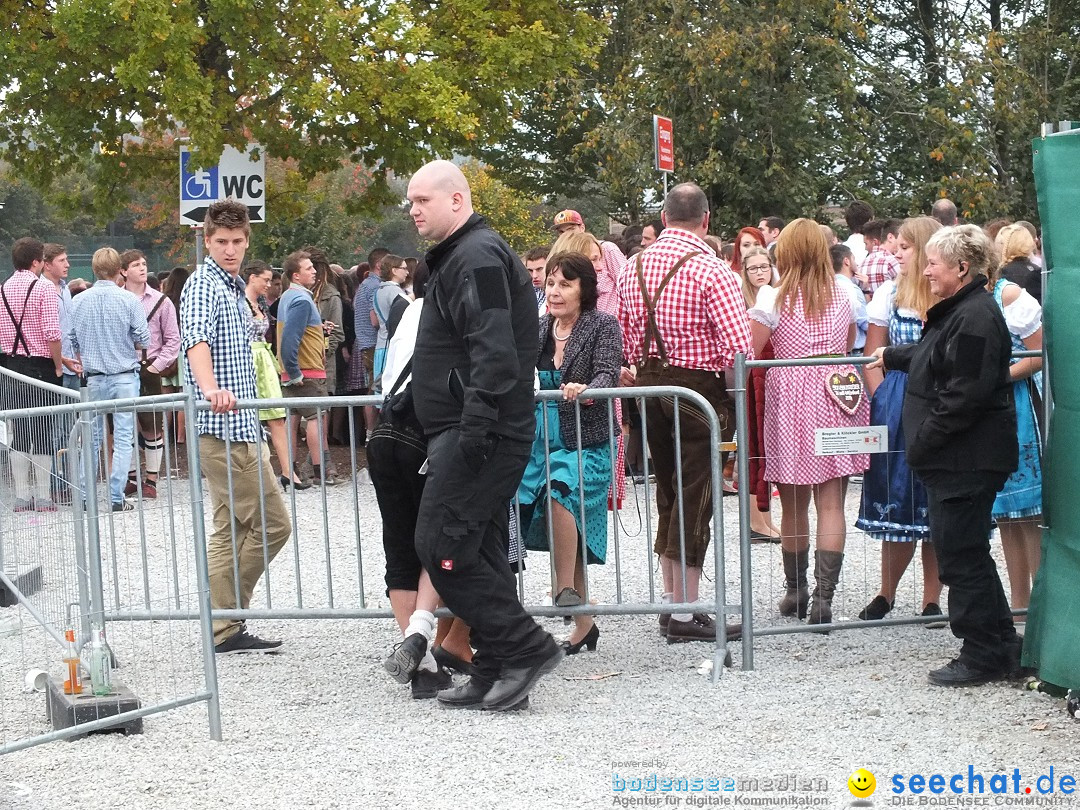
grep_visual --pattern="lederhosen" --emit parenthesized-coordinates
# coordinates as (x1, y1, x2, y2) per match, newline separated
(632, 252, 735, 567)
(0, 278, 61, 453)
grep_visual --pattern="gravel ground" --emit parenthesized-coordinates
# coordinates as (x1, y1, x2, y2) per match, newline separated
(2, 472, 1078, 810)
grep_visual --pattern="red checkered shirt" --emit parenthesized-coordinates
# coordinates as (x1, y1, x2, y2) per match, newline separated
(618, 229, 752, 371)
(0, 269, 62, 358)
(860, 247, 900, 295)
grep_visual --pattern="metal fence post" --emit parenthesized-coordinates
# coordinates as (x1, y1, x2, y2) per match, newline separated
(183, 388, 222, 742)
(733, 353, 754, 671)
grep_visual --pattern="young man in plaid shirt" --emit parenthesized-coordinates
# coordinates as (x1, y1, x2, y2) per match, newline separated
(180, 200, 291, 654)
(618, 183, 752, 643)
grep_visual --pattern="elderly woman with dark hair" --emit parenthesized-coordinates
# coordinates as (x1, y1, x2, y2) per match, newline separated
(517, 251, 623, 655)
(868, 224, 1021, 687)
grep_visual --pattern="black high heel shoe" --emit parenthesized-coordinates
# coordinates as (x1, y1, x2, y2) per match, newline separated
(562, 623, 600, 655)
(279, 475, 312, 491)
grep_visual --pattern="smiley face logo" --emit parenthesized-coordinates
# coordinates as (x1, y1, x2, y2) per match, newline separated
(848, 768, 876, 798)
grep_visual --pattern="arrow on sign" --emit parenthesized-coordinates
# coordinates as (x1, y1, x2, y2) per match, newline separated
(181, 205, 264, 225)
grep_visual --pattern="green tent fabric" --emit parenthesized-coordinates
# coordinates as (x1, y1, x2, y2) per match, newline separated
(1022, 130, 1080, 687)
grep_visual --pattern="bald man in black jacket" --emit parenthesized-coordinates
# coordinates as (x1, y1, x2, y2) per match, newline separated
(406, 160, 562, 712)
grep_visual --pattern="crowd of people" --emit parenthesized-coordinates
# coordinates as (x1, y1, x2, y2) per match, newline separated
(0, 168, 1049, 706)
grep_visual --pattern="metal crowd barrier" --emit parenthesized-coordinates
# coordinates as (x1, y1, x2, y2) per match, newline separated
(732, 350, 1045, 668)
(1, 380, 741, 752)
(0, 371, 216, 755)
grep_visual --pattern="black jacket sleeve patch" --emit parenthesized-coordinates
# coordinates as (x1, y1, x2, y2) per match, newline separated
(473, 266, 509, 312)
(955, 332, 986, 378)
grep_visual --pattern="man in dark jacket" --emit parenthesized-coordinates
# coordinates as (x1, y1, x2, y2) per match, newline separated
(403, 159, 561, 711)
(872, 224, 1019, 687)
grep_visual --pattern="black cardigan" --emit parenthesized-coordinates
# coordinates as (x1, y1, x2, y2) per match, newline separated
(884, 275, 1018, 474)
(538, 308, 623, 448)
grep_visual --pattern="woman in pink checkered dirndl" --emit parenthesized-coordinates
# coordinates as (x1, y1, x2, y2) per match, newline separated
(748, 219, 869, 628)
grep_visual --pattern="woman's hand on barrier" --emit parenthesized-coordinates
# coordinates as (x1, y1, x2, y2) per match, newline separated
(205, 388, 237, 413)
(619, 366, 635, 387)
(865, 347, 886, 372)
(561, 382, 589, 402)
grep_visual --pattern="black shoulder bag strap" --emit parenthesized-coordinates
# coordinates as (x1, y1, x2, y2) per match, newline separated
(634, 252, 702, 366)
(1, 279, 40, 357)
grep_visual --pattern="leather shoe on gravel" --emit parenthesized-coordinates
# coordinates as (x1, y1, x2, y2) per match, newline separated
(482, 645, 563, 712)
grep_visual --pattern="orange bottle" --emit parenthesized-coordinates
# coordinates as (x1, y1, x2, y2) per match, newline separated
(62, 629, 82, 695)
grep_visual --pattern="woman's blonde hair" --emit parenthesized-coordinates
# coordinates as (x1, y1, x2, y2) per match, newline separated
(995, 223, 1036, 267)
(895, 216, 941, 320)
(552, 231, 601, 259)
(773, 218, 834, 319)
(739, 246, 772, 308)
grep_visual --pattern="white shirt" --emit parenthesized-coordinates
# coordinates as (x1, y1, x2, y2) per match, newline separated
(843, 233, 868, 268)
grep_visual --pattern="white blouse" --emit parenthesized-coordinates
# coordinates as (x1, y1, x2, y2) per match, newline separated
(1001, 284, 1042, 340)
(865, 279, 921, 328)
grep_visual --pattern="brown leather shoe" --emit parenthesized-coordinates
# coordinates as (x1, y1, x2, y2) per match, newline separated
(666, 614, 742, 643)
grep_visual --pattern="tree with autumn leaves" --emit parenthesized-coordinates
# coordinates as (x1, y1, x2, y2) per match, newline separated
(0, 0, 599, 217)
(3, 0, 1079, 238)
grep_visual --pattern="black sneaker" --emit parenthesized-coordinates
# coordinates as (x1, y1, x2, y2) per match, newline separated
(111, 500, 135, 513)
(214, 629, 282, 655)
(410, 667, 452, 699)
(384, 633, 428, 685)
(928, 658, 1005, 687)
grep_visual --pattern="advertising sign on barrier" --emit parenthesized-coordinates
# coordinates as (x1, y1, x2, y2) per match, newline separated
(813, 425, 887, 456)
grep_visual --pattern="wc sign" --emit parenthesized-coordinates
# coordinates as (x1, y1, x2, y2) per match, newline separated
(179, 144, 266, 226)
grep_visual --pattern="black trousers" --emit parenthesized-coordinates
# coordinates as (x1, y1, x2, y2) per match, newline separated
(367, 423, 428, 593)
(923, 469, 1017, 670)
(415, 427, 554, 684)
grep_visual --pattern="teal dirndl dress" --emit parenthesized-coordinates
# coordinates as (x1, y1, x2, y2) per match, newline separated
(991, 279, 1043, 519)
(517, 367, 612, 565)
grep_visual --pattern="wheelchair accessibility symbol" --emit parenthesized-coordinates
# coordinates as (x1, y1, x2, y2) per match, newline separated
(180, 151, 218, 201)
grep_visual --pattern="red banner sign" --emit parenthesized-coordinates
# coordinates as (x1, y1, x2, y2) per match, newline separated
(654, 115, 674, 173)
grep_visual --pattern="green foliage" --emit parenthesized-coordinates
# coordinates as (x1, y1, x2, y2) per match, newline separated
(460, 162, 550, 253)
(0, 0, 600, 218)
(488, 0, 1080, 229)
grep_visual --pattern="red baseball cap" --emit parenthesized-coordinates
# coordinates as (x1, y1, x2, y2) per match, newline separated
(553, 210, 585, 230)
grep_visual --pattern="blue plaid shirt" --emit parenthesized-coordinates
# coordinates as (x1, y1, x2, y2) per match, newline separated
(180, 257, 261, 443)
(68, 280, 150, 374)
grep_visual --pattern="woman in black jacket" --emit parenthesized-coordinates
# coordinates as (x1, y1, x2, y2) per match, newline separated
(869, 224, 1020, 687)
(517, 252, 623, 655)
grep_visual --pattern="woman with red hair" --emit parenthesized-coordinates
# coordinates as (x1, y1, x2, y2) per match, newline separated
(732, 227, 767, 277)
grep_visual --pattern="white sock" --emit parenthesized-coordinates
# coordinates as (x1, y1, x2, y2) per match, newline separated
(11, 452, 31, 500)
(144, 438, 164, 480)
(661, 592, 673, 606)
(418, 650, 438, 673)
(404, 609, 435, 641)
(671, 613, 693, 623)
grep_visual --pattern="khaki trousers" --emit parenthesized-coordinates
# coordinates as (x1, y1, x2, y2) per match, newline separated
(198, 435, 292, 643)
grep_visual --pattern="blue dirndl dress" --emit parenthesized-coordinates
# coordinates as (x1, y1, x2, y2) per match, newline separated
(991, 279, 1043, 520)
(517, 369, 612, 565)
(856, 303, 930, 542)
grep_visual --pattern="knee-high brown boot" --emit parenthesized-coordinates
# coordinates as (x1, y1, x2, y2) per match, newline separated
(778, 549, 809, 618)
(808, 550, 845, 627)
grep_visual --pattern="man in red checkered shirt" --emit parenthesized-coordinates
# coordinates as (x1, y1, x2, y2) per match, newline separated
(0, 237, 65, 511)
(618, 182, 751, 644)
(858, 218, 901, 297)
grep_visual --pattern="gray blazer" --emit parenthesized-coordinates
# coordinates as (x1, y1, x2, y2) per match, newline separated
(537, 308, 623, 448)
